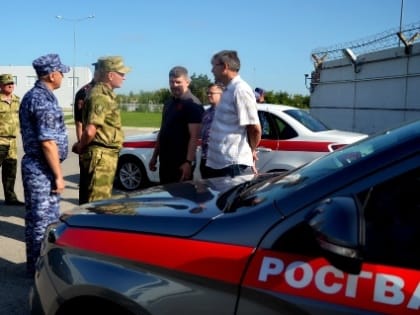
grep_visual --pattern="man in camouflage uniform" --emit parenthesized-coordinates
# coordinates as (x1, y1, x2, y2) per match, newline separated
(0, 74, 24, 206)
(19, 54, 70, 277)
(72, 56, 130, 204)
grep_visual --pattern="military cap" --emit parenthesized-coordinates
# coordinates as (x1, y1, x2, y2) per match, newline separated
(0, 74, 14, 85)
(97, 56, 131, 74)
(32, 53, 70, 77)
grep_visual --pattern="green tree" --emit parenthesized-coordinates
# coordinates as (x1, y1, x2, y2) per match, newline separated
(154, 88, 171, 104)
(189, 73, 212, 104)
(263, 90, 309, 108)
(116, 73, 310, 111)
(291, 94, 310, 108)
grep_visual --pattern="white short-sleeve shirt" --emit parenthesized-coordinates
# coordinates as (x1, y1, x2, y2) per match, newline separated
(206, 75, 259, 169)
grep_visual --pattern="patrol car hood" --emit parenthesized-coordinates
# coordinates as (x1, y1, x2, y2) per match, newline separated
(60, 174, 259, 237)
(314, 129, 367, 143)
(123, 130, 158, 143)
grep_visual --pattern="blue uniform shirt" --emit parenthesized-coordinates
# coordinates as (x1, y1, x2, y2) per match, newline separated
(19, 80, 68, 162)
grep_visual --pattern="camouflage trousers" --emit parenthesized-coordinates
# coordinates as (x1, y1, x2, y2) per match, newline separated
(21, 155, 60, 276)
(79, 146, 119, 205)
(0, 144, 18, 202)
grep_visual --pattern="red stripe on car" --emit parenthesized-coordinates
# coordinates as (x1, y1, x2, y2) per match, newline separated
(122, 140, 156, 148)
(57, 228, 254, 284)
(259, 139, 336, 152)
(124, 139, 203, 148)
(125, 139, 339, 152)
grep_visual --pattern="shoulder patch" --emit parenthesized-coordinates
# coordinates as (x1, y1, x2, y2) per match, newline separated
(45, 112, 56, 129)
(95, 104, 104, 115)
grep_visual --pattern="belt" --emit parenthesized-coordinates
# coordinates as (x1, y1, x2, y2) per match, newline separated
(90, 141, 119, 150)
(0, 136, 16, 138)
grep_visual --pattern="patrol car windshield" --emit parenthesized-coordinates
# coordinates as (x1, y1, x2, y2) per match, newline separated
(275, 126, 401, 186)
(241, 125, 406, 199)
(284, 109, 329, 132)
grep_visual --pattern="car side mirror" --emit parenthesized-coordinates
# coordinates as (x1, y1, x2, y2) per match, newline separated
(307, 196, 363, 274)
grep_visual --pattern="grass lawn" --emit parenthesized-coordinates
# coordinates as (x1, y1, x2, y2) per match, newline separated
(121, 111, 161, 128)
(65, 111, 162, 128)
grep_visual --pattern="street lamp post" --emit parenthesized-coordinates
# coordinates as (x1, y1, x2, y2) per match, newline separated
(56, 15, 95, 107)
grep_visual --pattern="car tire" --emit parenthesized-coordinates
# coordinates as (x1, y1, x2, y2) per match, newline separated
(115, 155, 148, 191)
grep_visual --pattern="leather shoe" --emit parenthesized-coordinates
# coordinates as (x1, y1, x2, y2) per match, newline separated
(5, 200, 25, 206)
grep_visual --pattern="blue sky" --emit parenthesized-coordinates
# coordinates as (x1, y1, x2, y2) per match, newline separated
(3, 0, 419, 96)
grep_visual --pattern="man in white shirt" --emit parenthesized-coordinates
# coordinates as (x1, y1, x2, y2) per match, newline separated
(206, 50, 261, 178)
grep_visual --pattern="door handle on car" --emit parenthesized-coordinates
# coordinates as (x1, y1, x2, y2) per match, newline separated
(257, 147, 272, 152)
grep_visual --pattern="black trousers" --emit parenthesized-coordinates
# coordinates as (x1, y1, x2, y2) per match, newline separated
(205, 164, 248, 179)
(199, 158, 213, 179)
(159, 161, 195, 184)
(0, 144, 18, 202)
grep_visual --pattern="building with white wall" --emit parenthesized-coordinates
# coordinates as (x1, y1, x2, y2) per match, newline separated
(309, 22, 420, 134)
(0, 65, 92, 111)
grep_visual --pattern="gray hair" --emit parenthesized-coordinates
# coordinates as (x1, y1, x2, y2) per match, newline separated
(212, 50, 240, 72)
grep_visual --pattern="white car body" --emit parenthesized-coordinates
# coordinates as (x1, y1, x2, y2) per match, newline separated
(256, 104, 367, 172)
(115, 104, 367, 191)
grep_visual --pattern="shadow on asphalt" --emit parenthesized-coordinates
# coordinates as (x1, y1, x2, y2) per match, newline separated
(61, 197, 80, 206)
(0, 258, 32, 314)
(0, 204, 32, 314)
(0, 204, 25, 218)
(0, 219, 24, 242)
(0, 204, 25, 242)
(64, 173, 79, 185)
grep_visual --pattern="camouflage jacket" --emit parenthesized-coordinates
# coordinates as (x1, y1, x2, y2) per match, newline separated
(83, 82, 123, 150)
(0, 93, 20, 146)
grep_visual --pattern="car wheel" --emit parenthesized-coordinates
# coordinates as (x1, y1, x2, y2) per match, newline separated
(115, 155, 148, 191)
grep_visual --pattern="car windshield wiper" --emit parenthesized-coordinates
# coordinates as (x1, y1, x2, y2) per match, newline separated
(222, 173, 281, 212)
(222, 181, 255, 212)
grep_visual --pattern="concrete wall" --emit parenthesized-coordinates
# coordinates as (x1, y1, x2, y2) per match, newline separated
(310, 43, 420, 134)
(0, 65, 92, 111)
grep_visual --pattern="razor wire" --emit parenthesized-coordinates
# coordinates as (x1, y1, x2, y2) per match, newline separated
(311, 21, 420, 62)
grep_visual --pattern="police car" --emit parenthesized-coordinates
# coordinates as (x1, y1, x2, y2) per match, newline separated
(30, 120, 419, 315)
(115, 104, 366, 191)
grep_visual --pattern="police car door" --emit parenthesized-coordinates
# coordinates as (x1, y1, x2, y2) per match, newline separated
(236, 163, 420, 314)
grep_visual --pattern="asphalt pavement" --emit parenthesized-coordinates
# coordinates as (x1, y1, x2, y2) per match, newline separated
(0, 126, 152, 314)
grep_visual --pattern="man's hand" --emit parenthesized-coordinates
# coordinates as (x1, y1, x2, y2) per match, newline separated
(72, 142, 86, 155)
(52, 176, 65, 194)
(251, 150, 259, 175)
(179, 162, 192, 181)
(149, 156, 157, 172)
